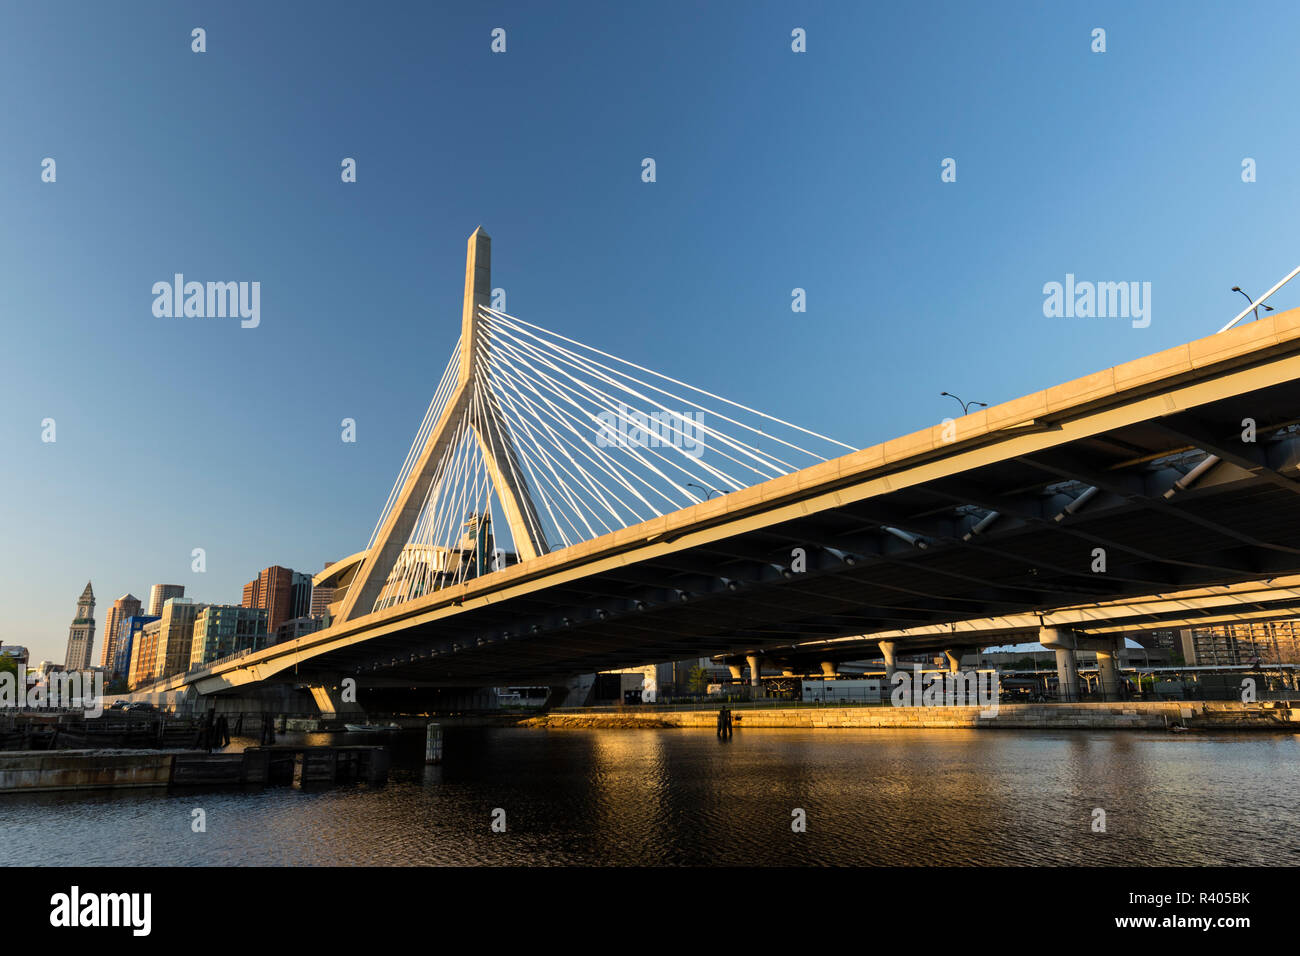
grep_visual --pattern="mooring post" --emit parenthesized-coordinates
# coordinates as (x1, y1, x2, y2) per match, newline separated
(425, 722, 443, 764)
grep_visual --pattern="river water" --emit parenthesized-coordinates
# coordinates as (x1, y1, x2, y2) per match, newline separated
(2, 727, 1297, 866)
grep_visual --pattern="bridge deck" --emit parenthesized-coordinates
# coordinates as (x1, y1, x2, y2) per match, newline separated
(170, 308, 1300, 689)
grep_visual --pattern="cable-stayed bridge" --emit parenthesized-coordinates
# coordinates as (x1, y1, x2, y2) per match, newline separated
(147, 228, 1300, 704)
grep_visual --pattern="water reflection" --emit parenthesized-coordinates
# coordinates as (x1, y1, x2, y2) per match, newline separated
(2, 728, 1297, 866)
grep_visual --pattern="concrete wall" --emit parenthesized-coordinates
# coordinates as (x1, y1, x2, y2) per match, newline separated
(0, 750, 173, 793)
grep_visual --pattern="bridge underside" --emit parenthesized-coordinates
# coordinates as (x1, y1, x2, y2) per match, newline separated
(216, 368, 1300, 690)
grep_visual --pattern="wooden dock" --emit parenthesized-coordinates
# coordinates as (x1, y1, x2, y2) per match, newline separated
(168, 745, 391, 789)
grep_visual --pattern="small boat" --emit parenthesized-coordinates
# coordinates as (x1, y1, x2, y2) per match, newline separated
(343, 722, 402, 733)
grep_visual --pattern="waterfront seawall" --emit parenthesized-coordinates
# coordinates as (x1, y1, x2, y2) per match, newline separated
(521, 700, 1300, 731)
(0, 749, 175, 793)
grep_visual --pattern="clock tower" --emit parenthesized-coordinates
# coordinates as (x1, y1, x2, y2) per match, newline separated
(63, 581, 96, 671)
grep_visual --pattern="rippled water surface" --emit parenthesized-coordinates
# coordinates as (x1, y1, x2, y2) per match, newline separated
(3, 727, 1298, 866)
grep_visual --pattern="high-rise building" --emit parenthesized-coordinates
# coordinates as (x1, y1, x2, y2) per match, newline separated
(115, 614, 158, 683)
(148, 584, 185, 617)
(310, 561, 337, 620)
(291, 571, 312, 620)
(63, 582, 96, 671)
(189, 605, 268, 669)
(1181, 620, 1300, 666)
(241, 566, 298, 634)
(309, 585, 335, 617)
(128, 619, 161, 688)
(152, 598, 205, 681)
(100, 593, 142, 671)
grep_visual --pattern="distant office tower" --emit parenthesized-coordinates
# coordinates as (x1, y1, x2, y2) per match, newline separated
(189, 605, 268, 669)
(291, 571, 312, 620)
(310, 561, 337, 618)
(129, 619, 161, 688)
(100, 593, 142, 670)
(147, 598, 205, 683)
(275, 615, 324, 646)
(116, 614, 158, 683)
(148, 584, 185, 617)
(63, 582, 96, 671)
(309, 585, 335, 617)
(241, 566, 298, 634)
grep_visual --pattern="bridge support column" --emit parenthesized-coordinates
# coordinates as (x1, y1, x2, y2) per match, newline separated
(308, 684, 364, 716)
(945, 649, 962, 673)
(728, 664, 744, 681)
(878, 641, 898, 681)
(1039, 627, 1081, 702)
(1096, 637, 1122, 699)
(820, 661, 837, 678)
(746, 654, 762, 687)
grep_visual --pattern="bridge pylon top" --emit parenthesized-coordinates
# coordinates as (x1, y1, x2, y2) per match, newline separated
(460, 226, 492, 386)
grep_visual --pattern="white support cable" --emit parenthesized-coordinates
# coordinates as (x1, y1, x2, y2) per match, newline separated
(469, 365, 552, 553)
(484, 317, 791, 472)
(480, 356, 634, 532)
(403, 410, 475, 606)
(477, 362, 599, 543)
(368, 339, 462, 549)
(375, 340, 461, 544)
(487, 392, 610, 541)
(1219, 265, 1300, 333)
(483, 306, 854, 454)
(390, 411, 470, 609)
(483, 320, 800, 477)
(485, 330, 755, 496)
(492, 415, 580, 549)
(483, 350, 678, 517)
(486, 343, 707, 512)
(483, 329, 774, 489)
(479, 367, 583, 550)
(487, 351, 740, 526)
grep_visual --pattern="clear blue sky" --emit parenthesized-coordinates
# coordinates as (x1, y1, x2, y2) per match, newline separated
(3, 0, 1299, 661)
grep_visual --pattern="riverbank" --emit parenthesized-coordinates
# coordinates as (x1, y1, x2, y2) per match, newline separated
(520, 699, 1300, 731)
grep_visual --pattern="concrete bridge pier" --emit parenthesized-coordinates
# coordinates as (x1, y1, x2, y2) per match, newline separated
(878, 640, 898, 681)
(1039, 627, 1081, 701)
(308, 684, 365, 716)
(746, 654, 762, 687)
(820, 661, 838, 678)
(944, 649, 961, 673)
(728, 664, 744, 681)
(1095, 637, 1123, 698)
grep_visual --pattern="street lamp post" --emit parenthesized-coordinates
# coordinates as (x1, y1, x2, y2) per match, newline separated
(685, 482, 721, 500)
(1232, 286, 1274, 325)
(940, 392, 988, 416)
